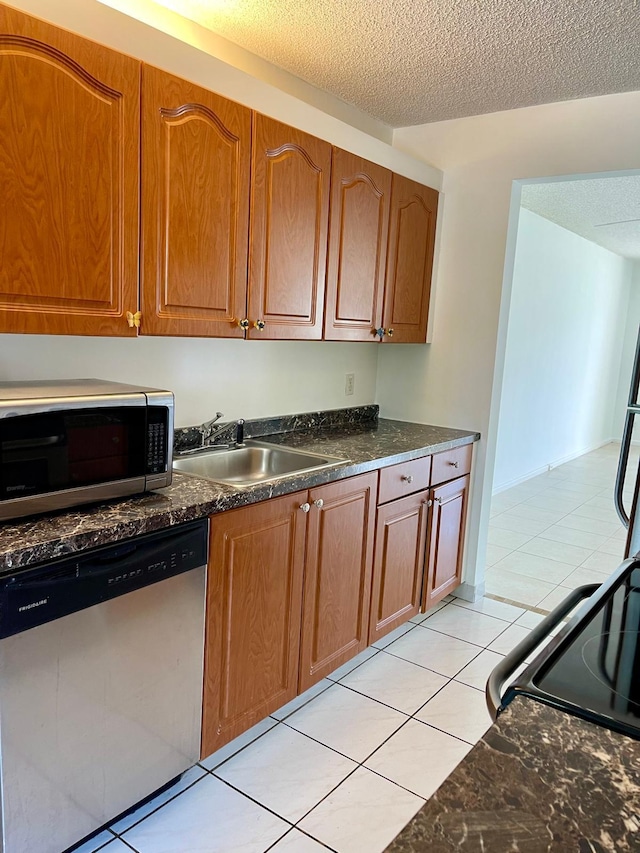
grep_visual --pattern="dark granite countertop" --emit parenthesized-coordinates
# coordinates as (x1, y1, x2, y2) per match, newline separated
(385, 696, 640, 853)
(0, 409, 479, 573)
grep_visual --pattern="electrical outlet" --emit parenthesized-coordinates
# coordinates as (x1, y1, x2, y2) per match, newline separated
(345, 372, 355, 396)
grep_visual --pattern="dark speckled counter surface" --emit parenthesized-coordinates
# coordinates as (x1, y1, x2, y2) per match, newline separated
(385, 696, 640, 853)
(0, 408, 479, 572)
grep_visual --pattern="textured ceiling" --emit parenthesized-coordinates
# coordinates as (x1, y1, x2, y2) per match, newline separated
(149, 0, 640, 127)
(521, 177, 640, 260)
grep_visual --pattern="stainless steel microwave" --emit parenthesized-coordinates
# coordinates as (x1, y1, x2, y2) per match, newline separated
(0, 379, 174, 521)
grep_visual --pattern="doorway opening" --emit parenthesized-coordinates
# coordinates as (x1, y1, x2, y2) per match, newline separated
(487, 171, 640, 611)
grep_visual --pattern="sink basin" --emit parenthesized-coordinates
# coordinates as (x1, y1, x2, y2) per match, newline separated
(173, 440, 346, 486)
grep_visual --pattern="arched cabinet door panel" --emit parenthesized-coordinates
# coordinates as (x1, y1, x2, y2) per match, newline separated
(141, 65, 251, 337)
(248, 114, 331, 340)
(324, 148, 391, 342)
(382, 174, 438, 344)
(0, 5, 139, 336)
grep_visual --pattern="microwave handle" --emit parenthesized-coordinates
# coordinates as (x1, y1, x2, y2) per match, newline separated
(3, 436, 62, 450)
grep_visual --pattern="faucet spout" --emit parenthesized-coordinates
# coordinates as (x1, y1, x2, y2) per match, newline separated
(199, 412, 225, 446)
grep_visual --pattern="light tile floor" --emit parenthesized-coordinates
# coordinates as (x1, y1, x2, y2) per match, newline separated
(72, 444, 628, 853)
(73, 594, 558, 853)
(486, 442, 631, 611)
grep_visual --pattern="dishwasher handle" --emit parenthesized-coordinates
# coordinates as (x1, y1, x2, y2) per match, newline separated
(485, 584, 600, 720)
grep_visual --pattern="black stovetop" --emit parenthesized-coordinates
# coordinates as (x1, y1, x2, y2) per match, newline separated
(504, 560, 640, 740)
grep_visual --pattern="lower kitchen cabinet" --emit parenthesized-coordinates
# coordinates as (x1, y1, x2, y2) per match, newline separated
(299, 473, 377, 691)
(201, 471, 377, 755)
(201, 491, 307, 757)
(422, 475, 470, 610)
(369, 489, 429, 644)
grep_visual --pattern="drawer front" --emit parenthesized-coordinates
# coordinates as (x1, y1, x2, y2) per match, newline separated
(431, 444, 472, 486)
(378, 456, 431, 504)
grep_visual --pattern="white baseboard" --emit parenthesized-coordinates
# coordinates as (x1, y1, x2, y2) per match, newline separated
(492, 438, 617, 496)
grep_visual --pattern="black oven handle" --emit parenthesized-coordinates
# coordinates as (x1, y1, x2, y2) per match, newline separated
(485, 584, 600, 719)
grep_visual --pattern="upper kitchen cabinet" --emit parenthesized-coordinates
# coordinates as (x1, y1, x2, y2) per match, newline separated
(382, 175, 438, 344)
(0, 5, 139, 336)
(140, 65, 251, 337)
(324, 149, 391, 342)
(248, 114, 331, 339)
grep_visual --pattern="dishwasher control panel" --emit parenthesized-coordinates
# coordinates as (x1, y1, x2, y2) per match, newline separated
(0, 519, 208, 639)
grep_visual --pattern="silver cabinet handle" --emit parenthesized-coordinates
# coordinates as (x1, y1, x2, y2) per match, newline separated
(313, 499, 324, 509)
(401, 474, 414, 483)
(300, 502, 311, 513)
(449, 460, 459, 468)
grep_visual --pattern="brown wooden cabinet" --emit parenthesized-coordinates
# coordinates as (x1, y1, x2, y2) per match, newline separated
(201, 471, 376, 755)
(382, 174, 438, 344)
(140, 65, 251, 337)
(0, 5, 140, 336)
(369, 489, 430, 643)
(201, 491, 307, 757)
(248, 114, 331, 340)
(299, 473, 377, 691)
(0, 6, 439, 343)
(324, 149, 391, 341)
(422, 475, 470, 610)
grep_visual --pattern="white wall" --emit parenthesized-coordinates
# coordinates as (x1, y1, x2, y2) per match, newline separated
(0, 336, 379, 427)
(378, 91, 640, 597)
(492, 208, 632, 492)
(613, 262, 640, 438)
(0, 0, 443, 430)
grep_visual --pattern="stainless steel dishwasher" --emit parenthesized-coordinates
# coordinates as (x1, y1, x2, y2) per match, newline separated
(0, 519, 207, 853)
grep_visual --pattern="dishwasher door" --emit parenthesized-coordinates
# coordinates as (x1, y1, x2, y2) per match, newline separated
(0, 523, 207, 853)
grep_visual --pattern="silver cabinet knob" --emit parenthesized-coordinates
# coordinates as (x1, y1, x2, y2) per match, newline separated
(423, 498, 433, 507)
(401, 474, 414, 483)
(300, 502, 311, 513)
(435, 497, 442, 504)
(313, 499, 324, 509)
(449, 460, 459, 468)
(253, 319, 266, 331)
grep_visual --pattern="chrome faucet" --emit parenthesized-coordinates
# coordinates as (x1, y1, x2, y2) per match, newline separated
(176, 414, 246, 456)
(200, 411, 225, 446)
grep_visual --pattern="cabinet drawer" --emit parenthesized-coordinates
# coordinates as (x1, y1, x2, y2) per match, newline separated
(431, 444, 472, 486)
(378, 457, 431, 504)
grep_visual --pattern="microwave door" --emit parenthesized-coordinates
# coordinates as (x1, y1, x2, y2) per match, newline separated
(1, 420, 69, 500)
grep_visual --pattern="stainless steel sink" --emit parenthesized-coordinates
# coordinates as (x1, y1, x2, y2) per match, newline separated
(173, 440, 346, 486)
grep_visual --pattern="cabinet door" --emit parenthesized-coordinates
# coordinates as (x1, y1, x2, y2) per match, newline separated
(299, 473, 377, 691)
(324, 149, 391, 341)
(382, 175, 438, 344)
(422, 475, 469, 610)
(0, 6, 139, 336)
(248, 114, 331, 339)
(202, 493, 307, 757)
(369, 490, 429, 643)
(141, 65, 251, 338)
